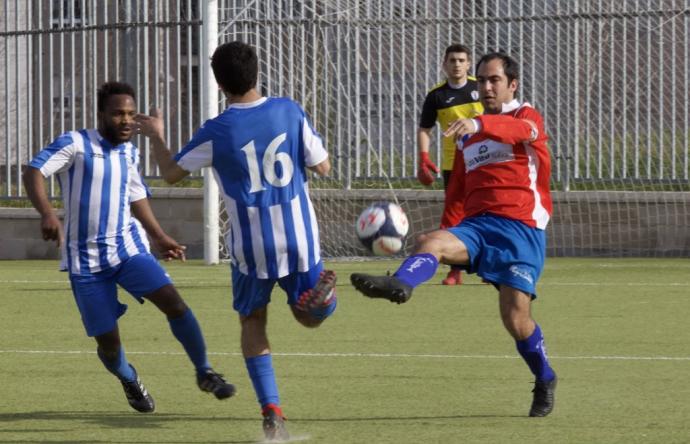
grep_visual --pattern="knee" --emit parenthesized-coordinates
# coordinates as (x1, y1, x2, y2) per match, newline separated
(240, 308, 268, 330)
(149, 285, 188, 318)
(413, 232, 432, 250)
(500, 312, 521, 337)
(413, 231, 446, 255)
(95, 333, 121, 356)
(500, 308, 533, 340)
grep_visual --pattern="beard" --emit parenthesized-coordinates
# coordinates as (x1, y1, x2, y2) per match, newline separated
(101, 124, 132, 145)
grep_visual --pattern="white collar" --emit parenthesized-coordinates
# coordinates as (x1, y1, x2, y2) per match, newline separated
(447, 79, 467, 89)
(228, 97, 268, 109)
(501, 99, 523, 113)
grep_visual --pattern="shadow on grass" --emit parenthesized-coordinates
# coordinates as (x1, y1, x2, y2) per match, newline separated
(0, 411, 259, 443)
(0, 410, 525, 443)
(0, 410, 260, 425)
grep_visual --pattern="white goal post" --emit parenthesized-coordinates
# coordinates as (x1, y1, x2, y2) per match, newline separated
(202, 0, 220, 264)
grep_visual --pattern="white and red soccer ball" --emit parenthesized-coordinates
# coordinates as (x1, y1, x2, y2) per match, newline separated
(355, 202, 409, 256)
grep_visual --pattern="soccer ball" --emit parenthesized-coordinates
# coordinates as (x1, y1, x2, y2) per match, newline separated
(355, 202, 409, 256)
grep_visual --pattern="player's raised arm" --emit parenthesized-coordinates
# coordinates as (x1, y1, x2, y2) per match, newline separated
(443, 118, 480, 140)
(474, 111, 541, 145)
(136, 108, 190, 184)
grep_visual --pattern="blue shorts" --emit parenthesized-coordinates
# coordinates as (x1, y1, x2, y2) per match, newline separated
(231, 261, 324, 316)
(447, 215, 545, 298)
(69, 253, 173, 337)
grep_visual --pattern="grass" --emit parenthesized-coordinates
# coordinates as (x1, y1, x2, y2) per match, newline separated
(1, 258, 690, 443)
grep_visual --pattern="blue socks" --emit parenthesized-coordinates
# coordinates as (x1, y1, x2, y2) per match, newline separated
(246, 354, 280, 408)
(168, 308, 211, 374)
(393, 253, 439, 287)
(97, 346, 136, 382)
(516, 324, 556, 382)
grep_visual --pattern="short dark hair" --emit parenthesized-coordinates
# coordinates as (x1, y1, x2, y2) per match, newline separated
(476, 52, 519, 84)
(97, 81, 136, 112)
(444, 44, 471, 61)
(211, 41, 258, 95)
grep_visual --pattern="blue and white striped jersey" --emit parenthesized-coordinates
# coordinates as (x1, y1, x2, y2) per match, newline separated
(29, 129, 151, 275)
(175, 97, 328, 279)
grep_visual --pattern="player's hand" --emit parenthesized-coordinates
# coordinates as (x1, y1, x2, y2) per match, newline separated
(443, 118, 479, 140)
(417, 152, 438, 186)
(151, 233, 187, 262)
(40, 213, 63, 247)
(135, 108, 165, 142)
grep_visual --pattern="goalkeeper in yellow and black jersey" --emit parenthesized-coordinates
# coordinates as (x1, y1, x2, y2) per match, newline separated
(417, 43, 483, 285)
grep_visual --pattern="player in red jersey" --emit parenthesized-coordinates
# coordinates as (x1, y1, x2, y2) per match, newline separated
(351, 53, 557, 417)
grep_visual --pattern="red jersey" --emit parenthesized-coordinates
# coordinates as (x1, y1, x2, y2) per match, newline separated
(441, 100, 552, 229)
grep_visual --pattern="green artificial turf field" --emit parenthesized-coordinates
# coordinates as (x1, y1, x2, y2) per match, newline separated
(1, 258, 690, 443)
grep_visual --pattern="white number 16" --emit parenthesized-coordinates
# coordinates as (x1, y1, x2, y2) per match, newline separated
(241, 133, 294, 193)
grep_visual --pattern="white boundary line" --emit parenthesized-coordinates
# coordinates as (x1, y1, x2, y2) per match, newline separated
(1, 349, 689, 361)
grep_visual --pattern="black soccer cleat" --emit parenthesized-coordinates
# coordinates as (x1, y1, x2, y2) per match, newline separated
(350, 273, 413, 304)
(197, 368, 236, 400)
(262, 406, 289, 442)
(529, 374, 557, 417)
(120, 365, 155, 413)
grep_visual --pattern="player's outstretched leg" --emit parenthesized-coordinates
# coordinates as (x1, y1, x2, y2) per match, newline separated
(350, 273, 413, 304)
(294, 269, 337, 320)
(145, 282, 236, 401)
(351, 253, 439, 304)
(168, 308, 237, 399)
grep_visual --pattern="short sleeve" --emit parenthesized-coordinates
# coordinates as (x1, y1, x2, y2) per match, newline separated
(174, 122, 214, 173)
(29, 132, 77, 177)
(302, 115, 328, 167)
(128, 145, 148, 202)
(419, 92, 437, 129)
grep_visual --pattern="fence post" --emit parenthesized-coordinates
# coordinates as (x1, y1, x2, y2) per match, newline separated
(202, 0, 219, 265)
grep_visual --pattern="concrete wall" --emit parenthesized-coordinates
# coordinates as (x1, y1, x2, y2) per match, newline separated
(0, 188, 204, 261)
(2, 188, 690, 260)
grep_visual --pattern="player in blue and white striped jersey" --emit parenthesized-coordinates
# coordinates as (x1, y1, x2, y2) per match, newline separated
(137, 42, 337, 440)
(23, 81, 235, 413)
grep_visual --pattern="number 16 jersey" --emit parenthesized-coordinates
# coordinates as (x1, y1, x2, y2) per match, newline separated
(174, 97, 328, 279)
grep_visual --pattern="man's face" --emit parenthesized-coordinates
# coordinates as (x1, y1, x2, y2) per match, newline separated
(98, 94, 136, 144)
(443, 52, 470, 83)
(476, 58, 518, 114)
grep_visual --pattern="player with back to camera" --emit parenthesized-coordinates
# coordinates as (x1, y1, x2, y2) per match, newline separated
(351, 52, 558, 417)
(417, 43, 483, 286)
(136, 41, 337, 442)
(23, 81, 236, 414)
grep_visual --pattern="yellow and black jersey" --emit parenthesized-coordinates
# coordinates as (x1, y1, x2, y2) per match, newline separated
(419, 78, 483, 171)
